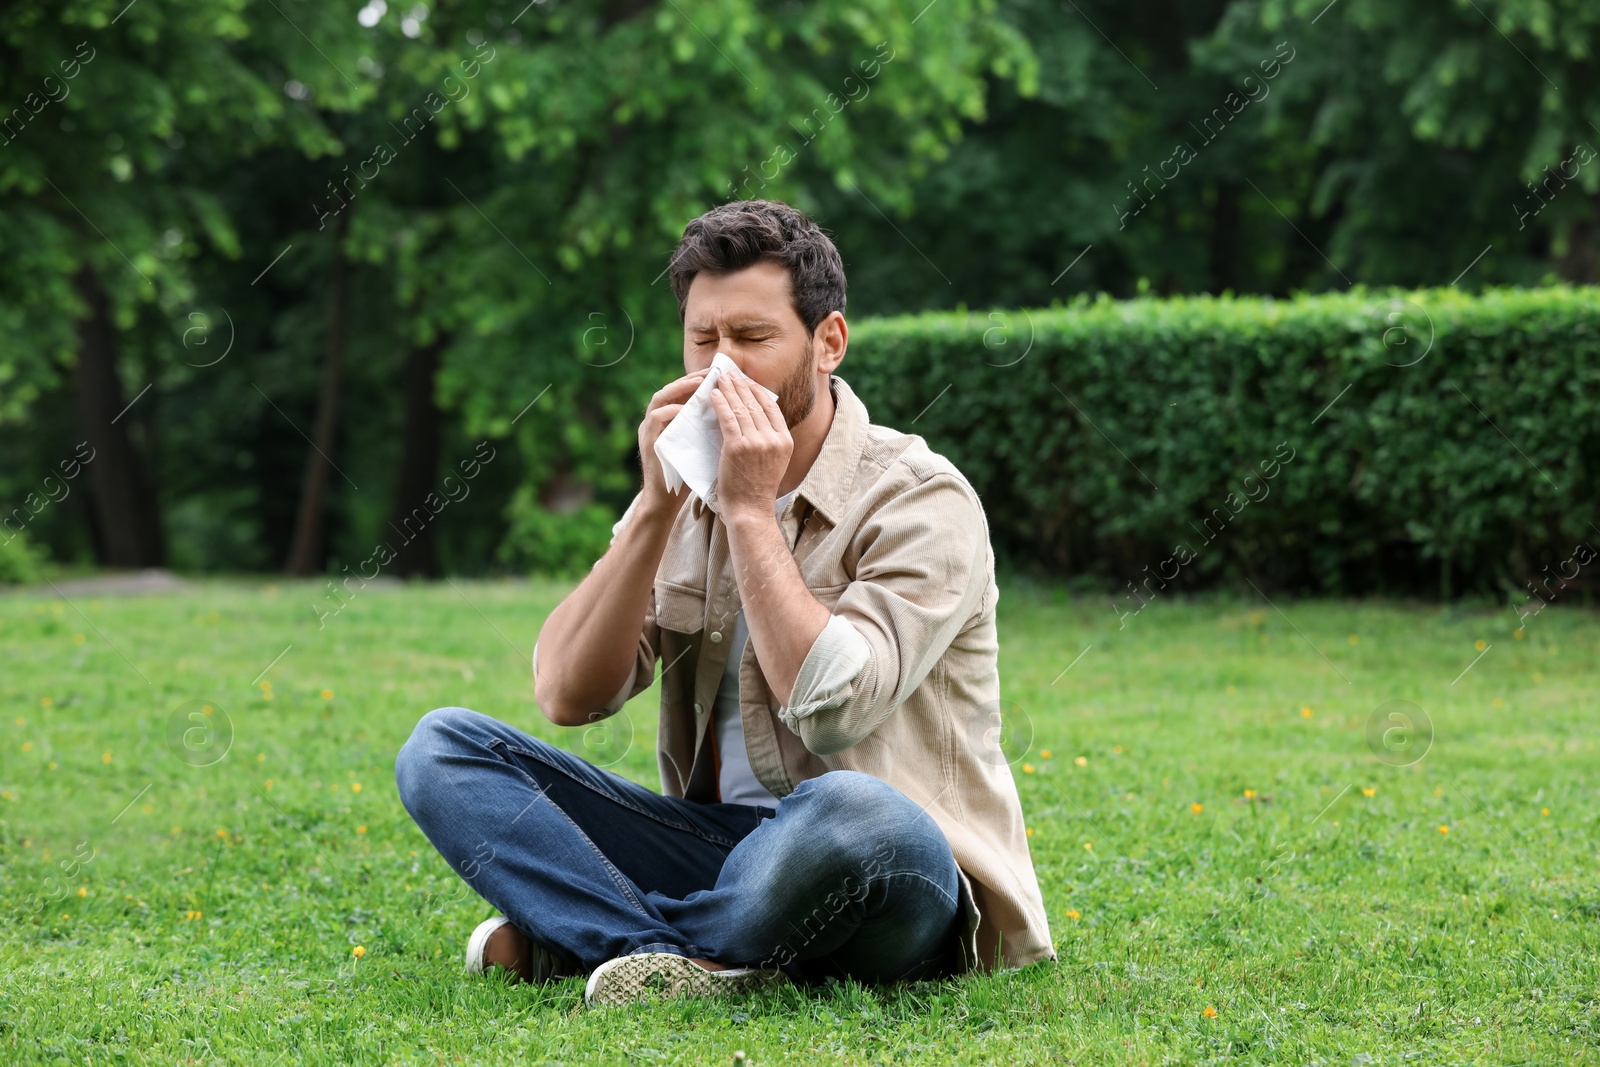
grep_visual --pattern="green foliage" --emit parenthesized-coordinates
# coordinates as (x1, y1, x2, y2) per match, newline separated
(847, 286, 1600, 597)
(825, 0, 1600, 316)
(0, 531, 42, 584)
(498, 494, 618, 578)
(4, 0, 1598, 585)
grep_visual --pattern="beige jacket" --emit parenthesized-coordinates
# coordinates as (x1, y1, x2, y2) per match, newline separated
(550, 372, 1055, 973)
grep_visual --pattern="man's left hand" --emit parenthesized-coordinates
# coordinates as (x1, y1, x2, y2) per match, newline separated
(708, 368, 792, 519)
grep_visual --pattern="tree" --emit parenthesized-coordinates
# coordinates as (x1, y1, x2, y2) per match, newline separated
(0, 0, 367, 566)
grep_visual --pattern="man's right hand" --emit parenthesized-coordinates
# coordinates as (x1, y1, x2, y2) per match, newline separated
(637, 367, 710, 517)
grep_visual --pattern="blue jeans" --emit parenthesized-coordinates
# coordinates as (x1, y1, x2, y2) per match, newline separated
(394, 707, 964, 984)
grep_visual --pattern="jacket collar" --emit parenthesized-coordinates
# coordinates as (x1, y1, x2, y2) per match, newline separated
(695, 373, 868, 529)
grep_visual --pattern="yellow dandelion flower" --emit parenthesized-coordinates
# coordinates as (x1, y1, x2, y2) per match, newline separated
(264, 780, 273, 790)
(1074, 756, 1088, 767)
(1348, 634, 1359, 645)
(101, 752, 111, 764)
(1066, 909, 1081, 920)
(321, 689, 334, 700)
(351, 783, 362, 793)
(1113, 744, 1124, 753)
(1474, 639, 1487, 651)
(1438, 825, 1450, 834)
(356, 825, 367, 834)
(1203, 1006, 1217, 1019)
(1026, 827, 1034, 838)
(22, 742, 31, 752)
(1022, 763, 1036, 774)
(1040, 749, 1053, 759)
(1540, 807, 1550, 816)
(2, 792, 12, 801)
(1513, 629, 1524, 640)
(1082, 842, 1093, 850)
(76, 886, 87, 898)
(1300, 706, 1313, 718)
(1243, 789, 1256, 799)
(1362, 787, 1375, 797)
(61, 913, 70, 921)
(1191, 802, 1203, 814)
(257, 753, 266, 762)
(352, 945, 366, 958)
(216, 828, 227, 838)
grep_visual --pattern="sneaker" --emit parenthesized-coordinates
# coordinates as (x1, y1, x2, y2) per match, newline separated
(584, 952, 787, 1008)
(464, 916, 563, 983)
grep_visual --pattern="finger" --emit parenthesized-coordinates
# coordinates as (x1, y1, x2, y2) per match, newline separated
(717, 373, 758, 435)
(739, 373, 783, 433)
(730, 373, 775, 435)
(707, 382, 742, 441)
(650, 370, 710, 409)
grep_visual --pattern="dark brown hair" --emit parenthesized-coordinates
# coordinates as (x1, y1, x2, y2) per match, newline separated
(668, 199, 847, 337)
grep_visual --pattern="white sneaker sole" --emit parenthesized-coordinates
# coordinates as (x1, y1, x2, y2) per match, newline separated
(583, 952, 785, 1008)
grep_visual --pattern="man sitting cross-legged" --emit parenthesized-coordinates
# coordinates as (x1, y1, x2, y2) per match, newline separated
(394, 198, 1054, 1008)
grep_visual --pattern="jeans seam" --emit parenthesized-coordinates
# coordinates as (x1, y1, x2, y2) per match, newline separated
(505, 740, 745, 850)
(873, 869, 960, 911)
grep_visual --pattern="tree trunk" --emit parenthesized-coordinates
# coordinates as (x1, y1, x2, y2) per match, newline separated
(1208, 181, 1240, 294)
(285, 210, 352, 576)
(383, 334, 449, 578)
(1556, 194, 1600, 283)
(72, 264, 165, 567)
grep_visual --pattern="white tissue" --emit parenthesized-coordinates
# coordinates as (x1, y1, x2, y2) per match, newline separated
(653, 352, 780, 503)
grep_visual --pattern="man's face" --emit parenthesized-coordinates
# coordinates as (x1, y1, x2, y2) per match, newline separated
(682, 259, 818, 430)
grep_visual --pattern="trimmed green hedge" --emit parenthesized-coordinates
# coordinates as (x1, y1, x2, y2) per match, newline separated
(846, 287, 1600, 599)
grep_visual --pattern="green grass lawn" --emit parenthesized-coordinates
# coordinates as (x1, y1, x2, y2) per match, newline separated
(1, 577, 1596, 1064)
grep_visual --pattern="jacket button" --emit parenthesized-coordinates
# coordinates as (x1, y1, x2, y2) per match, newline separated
(709, 631, 723, 643)
(694, 703, 705, 715)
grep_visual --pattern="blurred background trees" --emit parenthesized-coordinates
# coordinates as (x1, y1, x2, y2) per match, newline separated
(2, 0, 1596, 586)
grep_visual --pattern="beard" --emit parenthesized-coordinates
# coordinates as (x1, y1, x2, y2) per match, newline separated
(774, 339, 818, 429)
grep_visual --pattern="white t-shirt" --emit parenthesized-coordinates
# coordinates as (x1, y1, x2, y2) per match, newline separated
(712, 488, 797, 808)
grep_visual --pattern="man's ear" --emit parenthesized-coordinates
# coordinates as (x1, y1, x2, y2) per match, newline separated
(815, 311, 847, 374)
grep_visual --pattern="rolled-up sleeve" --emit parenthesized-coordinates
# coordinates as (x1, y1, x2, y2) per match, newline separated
(777, 473, 990, 755)
(532, 490, 661, 720)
